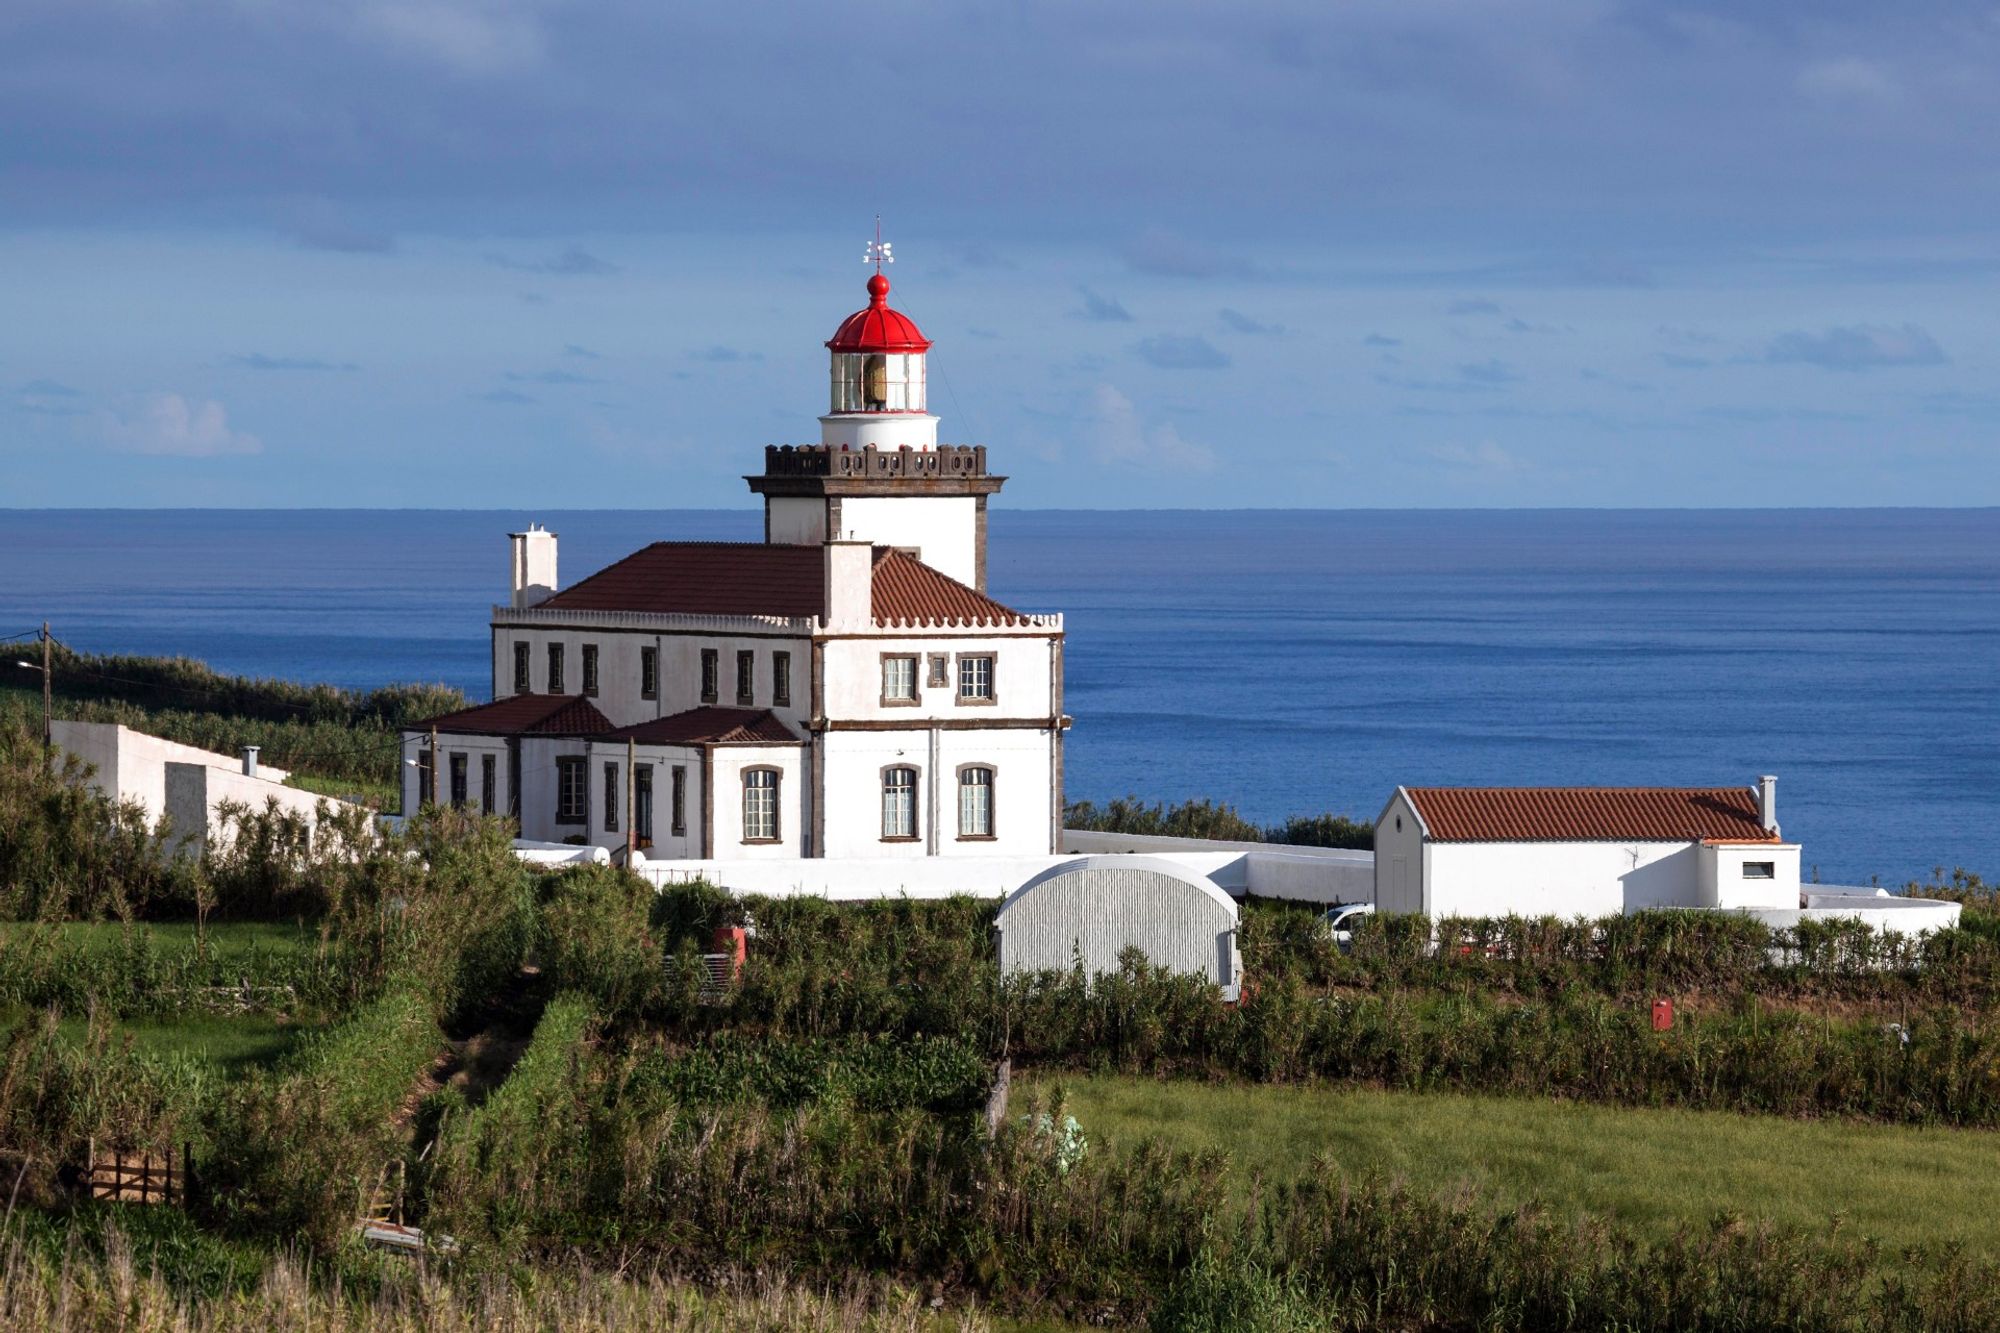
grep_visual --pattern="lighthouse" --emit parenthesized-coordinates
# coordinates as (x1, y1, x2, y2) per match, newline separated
(747, 264, 1005, 591)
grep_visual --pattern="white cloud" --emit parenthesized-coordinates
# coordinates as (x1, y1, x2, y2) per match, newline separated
(1796, 57, 1897, 106)
(103, 394, 261, 457)
(354, 1, 546, 76)
(1084, 384, 1215, 473)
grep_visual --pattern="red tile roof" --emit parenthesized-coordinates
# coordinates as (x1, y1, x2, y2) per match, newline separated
(870, 550, 1030, 627)
(530, 541, 1034, 628)
(1403, 786, 1779, 844)
(609, 707, 801, 746)
(539, 543, 825, 618)
(415, 694, 614, 737)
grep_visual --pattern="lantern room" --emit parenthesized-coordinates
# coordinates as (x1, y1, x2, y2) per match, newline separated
(827, 273, 931, 415)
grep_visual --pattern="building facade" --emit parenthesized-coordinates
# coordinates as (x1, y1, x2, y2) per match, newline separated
(1373, 777, 1803, 918)
(402, 270, 1068, 860)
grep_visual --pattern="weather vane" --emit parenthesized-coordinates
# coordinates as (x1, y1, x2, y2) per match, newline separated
(864, 215, 894, 272)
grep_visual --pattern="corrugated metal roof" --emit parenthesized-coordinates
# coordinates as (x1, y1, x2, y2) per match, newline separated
(1404, 786, 1777, 843)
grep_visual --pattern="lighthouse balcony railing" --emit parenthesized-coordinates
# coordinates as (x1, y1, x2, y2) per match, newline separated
(762, 444, 988, 480)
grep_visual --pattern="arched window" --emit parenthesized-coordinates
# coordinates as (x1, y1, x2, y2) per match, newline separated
(882, 766, 918, 840)
(958, 766, 994, 839)
(742, 768, 780, 843)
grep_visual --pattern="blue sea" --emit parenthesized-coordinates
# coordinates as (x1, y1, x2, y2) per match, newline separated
(1, 508, 1994, 886)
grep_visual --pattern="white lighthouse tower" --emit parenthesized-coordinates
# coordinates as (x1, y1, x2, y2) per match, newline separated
(748, 245, 1004, 591)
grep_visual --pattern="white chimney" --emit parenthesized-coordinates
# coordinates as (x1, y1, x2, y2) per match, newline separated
(823, 539, 874, 632)
(1757, 774, 1779, 836)
(510, 525, 559, 609)
(242, 745, 260, 779)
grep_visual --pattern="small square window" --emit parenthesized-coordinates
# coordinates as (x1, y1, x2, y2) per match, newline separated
(547, 643, 566, 694)
(513, 642, 532, 694)
(555, 756, 586, 824)
(640, 646, 659, 700)
(882, 655, 918, 703)
(581, 643, 600, 697)
(448, 753, 468, 808)
(957, 655, 994, 703)
(1742, 861, 1776, 880)
(773, 651, 792, 707)
(700, 649, 719, 703)
(736, 650, 756, 706)
(926, 654, 950, 688)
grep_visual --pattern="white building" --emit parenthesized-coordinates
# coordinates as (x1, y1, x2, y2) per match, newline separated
(402, 268, 1068, 861)
(1372, 776, 1804, 918)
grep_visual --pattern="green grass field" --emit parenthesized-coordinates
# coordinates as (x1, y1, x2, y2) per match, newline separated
(0, 919, 320, 958)
(0, 1003, 317, 1075)
(1030, 1073, 2000, 1260)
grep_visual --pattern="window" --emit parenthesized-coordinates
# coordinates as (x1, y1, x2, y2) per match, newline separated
(449, 753, 468, 807)
(957, 654, 994, 703)
(882, 766, 918, 840)
(743, 768, 779, 842)
(556, 756, 586, 824)
(640, 646, 659, 700)
(671, 764, 687, 836)
(1743, 861, 1776, 880)
(926, 654, 950, 688)
(480, 754, 496, 815)
(603, 761, 620, 833)
(773, 651, 792, 707)
(635, 766, 653, 844)
(513, 642, 532, 694)
(958, 766, 994, 839)
(700, 649, 719, 703)
(582, 643, 599, 697)
(882, 655, 917, 704)
(736, 650, 756, 706)
(548, 643, 566, 694)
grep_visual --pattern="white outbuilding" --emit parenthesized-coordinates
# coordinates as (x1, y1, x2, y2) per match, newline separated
(1373, 777, 1802, 919)
(994, 855, 1242, 999)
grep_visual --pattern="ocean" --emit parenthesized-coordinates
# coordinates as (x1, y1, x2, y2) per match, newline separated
(1, 507, 1993, 886)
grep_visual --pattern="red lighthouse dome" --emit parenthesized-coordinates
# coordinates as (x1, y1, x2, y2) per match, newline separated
(826, 273, 932, 353)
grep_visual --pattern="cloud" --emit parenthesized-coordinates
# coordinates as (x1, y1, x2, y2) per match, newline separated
(1084, 384, 1215, 472)
(1457, 359, 1521, 385)
(1503, 317, 1564, 335)
(504, 369, 606, 384)
(1424, 440, 1524, 473)
(1123, 227, 1257, 279)
(479, 388, 536, 405)
(1796, 57, 1896, 106)
(278, 197, 394, 254)
(1363, 334, 1402, 348)
(17, 379, 85, 416)
(20, 378, 81, 397)
(1448, 299, 1501, 316)
(563, 343, 601, 359)
(1134, 335, 1231, 370)
(486, 246, 619, 276)
(687, 346, 763, 363)
(1763, 323, 1947, 371)
(1661, 353, 1712, 369)
(1073, 287, 1133, 322)
(230, 354, 358, 372)
(1219, 308, 1285, 336)
(102, 394, 260, 456)
(353, 2, 547, 77)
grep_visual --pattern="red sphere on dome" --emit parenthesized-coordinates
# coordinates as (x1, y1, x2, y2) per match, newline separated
(827, 273, 932, 353)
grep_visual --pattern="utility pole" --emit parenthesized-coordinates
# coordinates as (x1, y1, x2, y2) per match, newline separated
(39, 622, 52, 771)
(626, 737, 637, 861)
(427, 725, 439, 809)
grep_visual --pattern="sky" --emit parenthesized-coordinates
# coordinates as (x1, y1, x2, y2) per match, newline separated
(2, 1, 1997, 509)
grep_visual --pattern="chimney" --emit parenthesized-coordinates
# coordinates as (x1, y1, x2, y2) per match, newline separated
(823, 539, 874, 632)
(241, 745, 260, 779)
(510, 525, 559, 609)
(1757, 774, 1779, 837)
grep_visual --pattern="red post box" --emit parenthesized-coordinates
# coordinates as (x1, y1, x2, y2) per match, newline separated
(1651, 998, 1673, 1031)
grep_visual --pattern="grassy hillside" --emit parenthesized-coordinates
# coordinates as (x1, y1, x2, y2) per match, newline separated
(1032, 1073, 2000, 1263)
